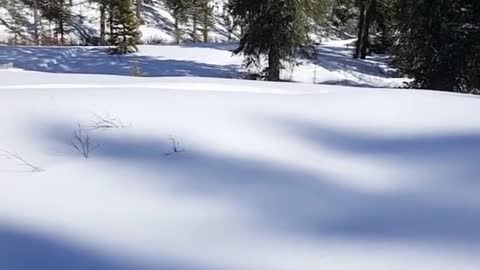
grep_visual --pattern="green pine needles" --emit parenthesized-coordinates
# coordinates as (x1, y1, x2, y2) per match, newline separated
(230, 0, 329, 81)
(109, 0, 142, 54)
(393, 0, 480, 93)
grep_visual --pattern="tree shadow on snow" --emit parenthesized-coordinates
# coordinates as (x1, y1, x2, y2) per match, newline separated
(273, 118, 480, 243)
(141, 1, 176, 37)
(180, 42, 238, 52)
(0, 46, 240, 78)
(308, 44, 403, 87)
(34, 119, 480, 249)
(0, 225, 212, 270)
(314, 45, 392, 77)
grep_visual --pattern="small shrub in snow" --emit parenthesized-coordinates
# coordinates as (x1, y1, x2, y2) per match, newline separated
(71, 125, 98, 158)
(165, 136, 184, 156)
(89, 114, 126, 130)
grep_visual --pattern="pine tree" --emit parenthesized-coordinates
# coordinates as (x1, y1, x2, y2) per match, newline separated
(136, 0, 143, 23)
(109, 0, 142, 54)
(99, 1, 107, 45)
(33, 0, 40, 45)
(19, 0, 41, 45)
(3, 0, 28, 45)
(353, 0, 375, 59)
(164, 0, 190, 44)
(38, 0, 71, 45)
(329, 0, 358, 36)
(229, 0, 329, 81)
(199, 0, 212, 42)
(370, 0, 396, 53)
(221, 3, 239, 41)
(187, 0, 200, 42)
(90, 0, 109, 45)
(185, 0, 212, 43)
(393, 0, 480, 92)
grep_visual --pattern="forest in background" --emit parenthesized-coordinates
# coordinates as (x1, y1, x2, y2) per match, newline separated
(0, 0, 479, 93)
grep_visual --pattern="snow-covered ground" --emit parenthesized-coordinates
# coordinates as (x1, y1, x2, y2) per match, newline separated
(0, 39, 406, 87)
(1, 41, 479, 270)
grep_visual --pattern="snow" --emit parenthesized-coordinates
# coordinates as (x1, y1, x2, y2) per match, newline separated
(0, 39, 406, 87)
(1, 41, 480, 270)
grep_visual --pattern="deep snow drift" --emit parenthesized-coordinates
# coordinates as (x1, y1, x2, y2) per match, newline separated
(0, 43, 479, 270)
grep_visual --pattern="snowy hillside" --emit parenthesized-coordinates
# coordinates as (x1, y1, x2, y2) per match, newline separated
(0, 0, 236, 45)
(1, 67, 480, 270)
(0, 39, 406, 87)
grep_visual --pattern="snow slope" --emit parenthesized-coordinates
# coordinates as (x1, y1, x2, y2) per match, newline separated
(0, 39, 406, 87)
(1, 66, 480, 270)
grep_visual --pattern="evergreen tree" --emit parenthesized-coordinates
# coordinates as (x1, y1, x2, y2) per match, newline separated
(39, 0, 71, 45)
(199, 0, 212, 42)
(353, 0, 375, 59)
(352, 0, 398, 58)
(187, 0, 200, 42)
(229, 0, 328, 81)
(90, 0, 109, 45)
(109, 0, 142, 54)
(164, 0, 190, 43)
(19, 0, 40, 45)
(329, 0, 358, 36)
(136, 0, 143, 23)
(393, 0, 480, 92)
(33, 0, 40, 45)
(221, 3, 239, 41)
(2, 0, 28, 45)
(370, 0, 396, 53)
(185, 0, 212, 43)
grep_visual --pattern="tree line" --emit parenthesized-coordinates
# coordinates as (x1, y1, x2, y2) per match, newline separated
(0, 0, 219, 47)
(0, 0, 479, 93)
(230, 0, 479, 93)
(0, 0, 143, 53)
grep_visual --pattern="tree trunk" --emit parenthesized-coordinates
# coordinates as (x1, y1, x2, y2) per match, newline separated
(136, 0, 142, 23)
(123, 23, 127, 53)
(192, 10, 198, 42)
(59, 18, 65, 45)
(100, 5, 106, 45)
(109, 7, 114, 45)
(53, 21, 58, 45)
(33, 0, 39, 45)
(201, 2, 209, 43)
(173, 9, 181, 44)
(227, 25, 231, 41)
(354, 0, 365, 59)
(360, 0, 375, 59)
(267, 48, 281, 81)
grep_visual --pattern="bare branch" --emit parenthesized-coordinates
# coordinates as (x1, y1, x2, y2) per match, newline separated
(0, 150, 43, 172)
(165, 136, 185, 156)
(71, 125, 99, 158)
(88, 113, 126, 131)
